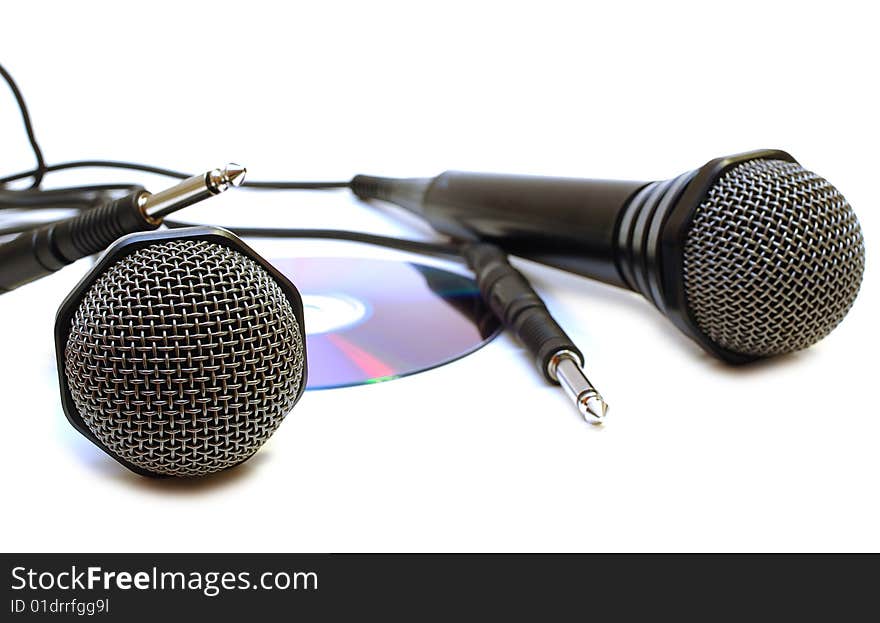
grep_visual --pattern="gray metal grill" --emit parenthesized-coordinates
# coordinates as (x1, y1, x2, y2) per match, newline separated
(683, 159, 865, 357)
(63, 240, 305, 477)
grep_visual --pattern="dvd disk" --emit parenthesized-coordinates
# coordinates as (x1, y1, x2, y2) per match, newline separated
(269, 257, 501, 389)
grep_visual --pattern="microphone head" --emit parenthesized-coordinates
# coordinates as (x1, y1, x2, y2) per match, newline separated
(633, 150, 865, 362)
(682, 158, 864, 358)
(55, 227, 307, 477)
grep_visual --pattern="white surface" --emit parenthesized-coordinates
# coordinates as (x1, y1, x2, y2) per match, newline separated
(0, 1, 877, 553)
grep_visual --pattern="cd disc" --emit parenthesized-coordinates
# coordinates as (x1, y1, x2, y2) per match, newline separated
(269, 257, 501, 390)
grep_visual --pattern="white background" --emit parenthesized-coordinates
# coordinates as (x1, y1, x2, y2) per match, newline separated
(0, 1, 877, 552)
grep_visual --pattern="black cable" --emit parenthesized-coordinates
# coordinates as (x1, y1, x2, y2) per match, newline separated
(2, 63, 348, 201)
(0, 219, 69, 237)
(0, 183, 143, 209)
(2, 183, 143, 196)
(0, 160, 350, 190)
(0, 160, 189, 186)
(0, 63, 46, 189)
(241, 179, 350, 190)
(163, 219, 464, 260)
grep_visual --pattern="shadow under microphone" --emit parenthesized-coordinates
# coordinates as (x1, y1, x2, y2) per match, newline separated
(55, 227, 308, 478)
(351, 149, 866, 363)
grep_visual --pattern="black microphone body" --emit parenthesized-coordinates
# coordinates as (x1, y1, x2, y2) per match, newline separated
(354, 170, 642, 289)
(352, 149, 865, 363)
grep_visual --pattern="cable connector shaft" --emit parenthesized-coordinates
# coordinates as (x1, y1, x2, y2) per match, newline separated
(141, 164, 245, 220)
(462, 242, 608, 424)
(548, 351, 608, 424)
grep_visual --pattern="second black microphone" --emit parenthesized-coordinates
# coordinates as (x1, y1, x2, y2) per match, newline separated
(350, 150, 865, 364)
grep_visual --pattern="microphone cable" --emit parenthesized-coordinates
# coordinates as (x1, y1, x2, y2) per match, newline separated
(0, 63, 350, 230)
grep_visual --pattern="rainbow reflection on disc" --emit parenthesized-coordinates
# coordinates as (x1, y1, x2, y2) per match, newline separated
(269, 257, 501, 390)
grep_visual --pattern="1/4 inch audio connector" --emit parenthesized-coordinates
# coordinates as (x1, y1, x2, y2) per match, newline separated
(462, 242, 608, 424)
(0, 164, 245, 294)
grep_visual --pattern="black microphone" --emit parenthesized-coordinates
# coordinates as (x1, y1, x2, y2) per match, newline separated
(55, 227, 307, 477)
(351, 150, 866, 363)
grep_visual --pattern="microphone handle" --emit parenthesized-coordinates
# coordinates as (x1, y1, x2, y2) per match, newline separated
(351, 172, 648, 289)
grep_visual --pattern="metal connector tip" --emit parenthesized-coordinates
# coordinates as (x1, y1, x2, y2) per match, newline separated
(223, 163, 247, 187)
(208, 164, 247, 192)
(140, 164, 247, 221)
(580, 392, 608, 425)
(549, 350, 609, 425)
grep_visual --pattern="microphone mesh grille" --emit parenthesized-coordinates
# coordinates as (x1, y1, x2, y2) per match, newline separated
(683, 159, 864, 357)
(63, 240, 305, 477)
